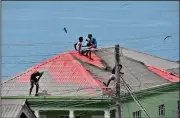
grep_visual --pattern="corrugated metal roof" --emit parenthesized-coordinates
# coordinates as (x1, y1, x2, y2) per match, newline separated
(84, 47, 173, 93)
(2, 47, 178, 97)
(99, 47, 179, 69)
(1, 99, 26, 118)
(70, 50, 105, 68)
(1, 52, 104, 97)
(167, 68, 180, 76)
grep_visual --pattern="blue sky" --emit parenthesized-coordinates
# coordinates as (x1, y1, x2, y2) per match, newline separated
(2, 1, 179, 79)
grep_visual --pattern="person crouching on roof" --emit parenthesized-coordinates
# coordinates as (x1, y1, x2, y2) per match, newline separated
(103, 64, 124, 87)
(29, 71, 44, 96)
(85, 34, 97, 60)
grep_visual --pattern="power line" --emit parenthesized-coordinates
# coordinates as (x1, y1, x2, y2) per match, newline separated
(120, 76, 151, 118)
(2, 48, 178, 58)
(120, 58, 143, 88)
(2, 53, 57, 57)
(2, 41, 74, 46)
(2, 33, 178, 47)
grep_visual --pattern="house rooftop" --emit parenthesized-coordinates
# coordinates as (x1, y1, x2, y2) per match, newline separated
(1, 46, 179, 97)
(1, 99, 35, 118)
(81, 47, 176, 93)
(98, 47, 179, 69)
(167, 68, 179, 76)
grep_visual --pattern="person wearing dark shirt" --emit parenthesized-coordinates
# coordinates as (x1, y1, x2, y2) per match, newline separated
(103, 64, 124, 87)
(29, 71, 44, 96)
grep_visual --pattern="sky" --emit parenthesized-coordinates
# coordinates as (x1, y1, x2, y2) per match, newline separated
(1, 1, 179, 80)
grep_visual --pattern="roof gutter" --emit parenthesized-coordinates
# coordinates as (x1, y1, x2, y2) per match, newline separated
(121, 82, 179, 102)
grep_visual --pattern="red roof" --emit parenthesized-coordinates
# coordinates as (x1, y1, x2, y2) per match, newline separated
(70, 50, 105, 68)
(2, 51, 106, 96)
(16, 52, 104, 84)
(2, 48, 178, 97)
(146, 65, 179, 82)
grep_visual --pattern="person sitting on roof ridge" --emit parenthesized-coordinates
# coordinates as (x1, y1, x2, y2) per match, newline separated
(103, 64, 124, 87)
(85, 34, 98, 60)
(86, 34, 97, 48)
(74, 37, 84, 54)
(74, 37, 93, 58)
(29, 71, 44, 96)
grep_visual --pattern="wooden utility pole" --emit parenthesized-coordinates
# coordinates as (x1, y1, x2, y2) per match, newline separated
(115, 45, 122, 118)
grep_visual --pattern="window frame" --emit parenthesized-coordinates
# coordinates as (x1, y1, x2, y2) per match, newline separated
(40, 115, 46, 118)
(158, 104, 165, 116)
(132, 110, 141, 118)
(59, 115, 69, 118)
(178, 100, 180, 117)
(59, 115, 80, 118)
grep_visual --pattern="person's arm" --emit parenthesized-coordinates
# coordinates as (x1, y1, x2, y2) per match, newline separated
(78, 43, 82, 54)
(104, 66, 114, 72)
(86, 39, 90, 42)
(37, 72, 44, 81)
(92, 38, 97, 48)
(74, 42, 78, 50)
(112, 66, 115, 74)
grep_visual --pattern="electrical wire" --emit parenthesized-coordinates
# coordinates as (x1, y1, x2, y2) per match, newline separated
(2, 51, 105, 97)
(120, 58, 143, 88)
(2, 33, 178, 47)
(1, 45, 179, 96)
(120, 76, 151, 118)
(2, 48, 178, 58)
(1, 47, 178, 67)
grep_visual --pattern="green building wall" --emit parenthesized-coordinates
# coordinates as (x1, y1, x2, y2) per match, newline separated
(39, 110, 105, 118)
(122, 89, 179, 118)
(38, 90, 179, 118)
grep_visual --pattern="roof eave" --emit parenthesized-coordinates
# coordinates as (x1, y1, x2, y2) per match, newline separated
(121, 82, 179, 102)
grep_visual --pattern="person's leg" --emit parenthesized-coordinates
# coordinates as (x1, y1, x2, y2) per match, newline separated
(89, 48, 97, 60)
(81, 48, 89, 56)
(103, 74, 116, 87)
(85, 50, 89, 56)
(88, 50, 93, 60)
(80, 49, 86, 55)
(35, 82, 39, 96)
(29, 81, 34, 95)
(84, 50, 89, 56)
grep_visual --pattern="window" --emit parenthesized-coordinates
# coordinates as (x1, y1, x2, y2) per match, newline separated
(159, 104, 165, 116)
(133, 110, 141, 118)
(40, 115, 46, 118)
(59, 116, 69, 118)
(20, 113, 28, 118)
(59, 116, 80, 118)
(178, 100, 180, 117)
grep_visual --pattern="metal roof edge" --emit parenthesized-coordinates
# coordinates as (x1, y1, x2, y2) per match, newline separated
(121, 82, 179, 102)
(97, 46, 178, 64)
(120, 46, 178, 63)
(23, 102, 37, 118)
(1, 96, 112, 101)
